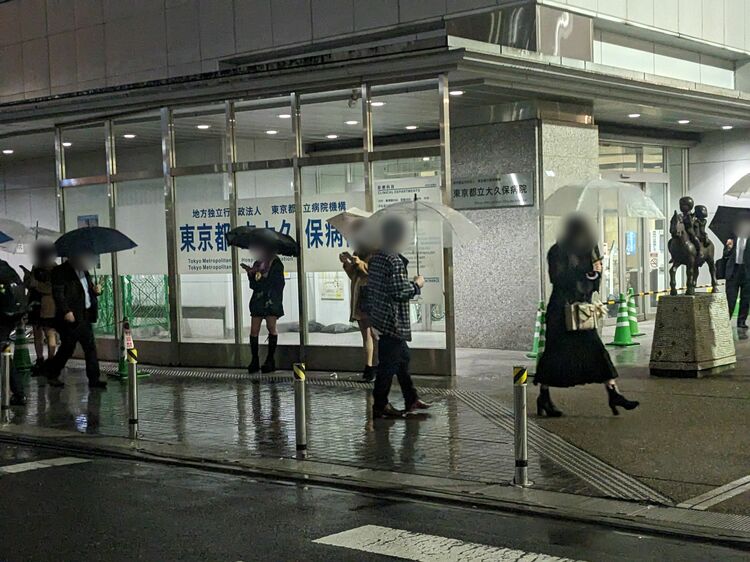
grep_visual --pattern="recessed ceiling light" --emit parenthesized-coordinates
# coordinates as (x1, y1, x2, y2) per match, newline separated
(678, 119, 690, 125)
(62, 142, 72, 147)
(722, 125, 734, 130)
(628, 113, 641, 118)
(345, 120, 359, 126)
(371, 101, 385, 107)
(422, 157, 430, 161)
(196, 124, 211, 130)
(2, 149, 13, 155)
(278, 113, 291, 119)
(265, 130, 278, 135)
(449, 90, 464, 96)
(405, 125, 418, 130)
(123, 134, 136, 139)
(326, 134, 339, 139)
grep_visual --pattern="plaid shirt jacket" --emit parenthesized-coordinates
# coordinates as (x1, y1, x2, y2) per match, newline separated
(367, 250, 420, 341)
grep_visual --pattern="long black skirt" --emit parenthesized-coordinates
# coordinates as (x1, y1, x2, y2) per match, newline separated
(534, 291, 618, 387)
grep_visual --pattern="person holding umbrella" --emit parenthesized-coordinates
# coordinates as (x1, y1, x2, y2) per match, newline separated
(23, 241, 59, 371)
(226, 226, 296, 374)
(42, 226, 137, 388)
(723, 220, 750, 329)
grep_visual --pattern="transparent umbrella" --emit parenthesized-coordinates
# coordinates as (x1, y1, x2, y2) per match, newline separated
(368, 197, 480, 274)
(724, 173, 750, 199)
(0, 220, 60, 254)
(326, 207, 372, 241)
(544, 179, 665, 219)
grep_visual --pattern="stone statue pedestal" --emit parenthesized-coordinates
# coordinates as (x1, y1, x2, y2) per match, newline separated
(650, 292, 736, 377)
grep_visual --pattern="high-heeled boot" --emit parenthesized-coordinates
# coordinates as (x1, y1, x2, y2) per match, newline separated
(261, 334, 278, 373)
(247, 336, 260, 374)
(537, 387, 563, 417)
(606, 384, 639, 415)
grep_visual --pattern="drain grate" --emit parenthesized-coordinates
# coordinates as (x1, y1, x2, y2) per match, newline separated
(92, 361, 668, 504)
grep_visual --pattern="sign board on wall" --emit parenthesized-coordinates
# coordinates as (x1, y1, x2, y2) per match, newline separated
(176, 192, 366, 274)
(451, 173, 534, 210)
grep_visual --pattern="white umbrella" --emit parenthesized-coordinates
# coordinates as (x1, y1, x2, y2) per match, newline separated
(0, 219, 60, 254)
(724, 173, 750, 199)
(544, 179, 665, 219)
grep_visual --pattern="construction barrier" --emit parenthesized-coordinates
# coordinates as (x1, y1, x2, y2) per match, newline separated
(12, 325, 33, 378)
(627, 288, 645, 338)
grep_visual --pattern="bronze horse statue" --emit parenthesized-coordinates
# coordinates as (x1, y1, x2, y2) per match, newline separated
(668, 207, 719, 296)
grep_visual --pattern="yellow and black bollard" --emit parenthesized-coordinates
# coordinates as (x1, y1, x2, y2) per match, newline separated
(293, 363, 307, 458)
(512, 366, 532, 487)
(1, 348, 10, 424)
(127, 347, 139, 440)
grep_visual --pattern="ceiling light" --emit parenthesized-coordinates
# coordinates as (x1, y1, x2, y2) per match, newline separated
(422, 157, 430, 161)
(678, 119, 690, 125)
(722, 125, 734, 130)
(265, 130, 278, 135)
(196, 124, 211, 130)
(62, 142, 72, 147)
(278, 113, 291, 119)
(405, 125, 418, 130)
(345, 120, 359, 126)
(123, 134, 136, 139)
(1, 149, 13, 155)
(326, 134, 339, 139)
(449, 90, 464, 96)
(628, 113, 641, 118)
(370, 101, 385, 107)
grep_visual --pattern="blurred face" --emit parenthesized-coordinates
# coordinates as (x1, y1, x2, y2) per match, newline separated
(381, 217, 407, 251)
(72, 253, 97, 271)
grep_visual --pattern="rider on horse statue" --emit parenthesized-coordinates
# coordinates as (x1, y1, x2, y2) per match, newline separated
(668, 196, 718, 296)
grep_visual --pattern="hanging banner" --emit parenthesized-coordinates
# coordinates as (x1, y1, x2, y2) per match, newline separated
(373, 176, 444, 304)
(176, 192, 366, 274)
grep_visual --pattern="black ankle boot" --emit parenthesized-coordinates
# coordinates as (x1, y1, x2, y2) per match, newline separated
(606, 384, 639, 415)
(248, 336, 260, 374)
(537, 387, 563, 417)
(261, 334, 277, 373)
(362, 365, 375, 382)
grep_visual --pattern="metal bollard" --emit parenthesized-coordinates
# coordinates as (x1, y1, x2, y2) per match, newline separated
(1, 349, 10, 423)
(512, 365, 532, 487)
(292, 363, 307, 458)
(127, 349, 139, 440)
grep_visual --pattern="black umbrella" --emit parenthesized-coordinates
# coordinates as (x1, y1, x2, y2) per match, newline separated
(54, 226, 137, 258)
(708, 206, 750, 244)
(226, 226, 299, 257)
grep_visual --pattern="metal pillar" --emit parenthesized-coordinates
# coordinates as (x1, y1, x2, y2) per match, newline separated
(1, 349, 10, 423)
(53, 127, 66, 233)
(105, 119, 123, 342)
(438, 74, 457, 377)
(226, 101, 244, 347)
(361, 83, 374, 212)
(293, 363, 307, 458)
(291, 93, 308, 361)
(512, 366, 532, 487)
(127, 349, 139, 440)
(161, 107, 182, 343)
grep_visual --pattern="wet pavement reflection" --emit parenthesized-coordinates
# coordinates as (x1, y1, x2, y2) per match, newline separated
(7, 367, 600, 497)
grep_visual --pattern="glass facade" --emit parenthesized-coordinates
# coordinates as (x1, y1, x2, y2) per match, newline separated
(52, 78, 451, 370)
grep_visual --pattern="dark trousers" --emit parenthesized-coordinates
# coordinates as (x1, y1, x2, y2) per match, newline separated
(45, 319, 101, 383)
(0, 325, 24, 398)
(373, 335, 418, 411)
(726, 268, 750, 325)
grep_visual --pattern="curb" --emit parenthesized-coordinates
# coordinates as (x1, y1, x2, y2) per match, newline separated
(0, 429, 748, 549)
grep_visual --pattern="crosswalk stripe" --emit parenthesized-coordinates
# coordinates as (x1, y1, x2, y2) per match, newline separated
(0, 457, 90, 474)
(677, 475, 750, 510)
(314, 525, 586, 562)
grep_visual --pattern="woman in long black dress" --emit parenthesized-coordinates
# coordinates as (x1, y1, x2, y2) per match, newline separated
(242, 250, 285, 374)
(536, 216, 639, 416)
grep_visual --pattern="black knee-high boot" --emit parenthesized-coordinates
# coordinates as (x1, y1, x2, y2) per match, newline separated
(261, 334, 277, 373)
(248, 336, 260, 374)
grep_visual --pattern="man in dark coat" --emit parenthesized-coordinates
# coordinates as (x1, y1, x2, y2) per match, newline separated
(367, 216, 429, 419)
(724, 223, 750, 329)
(42, 254, 107, 388)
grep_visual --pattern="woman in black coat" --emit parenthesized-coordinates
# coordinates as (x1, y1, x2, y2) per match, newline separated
(242, 250, 285, 374)
(536, 216, 639, 417)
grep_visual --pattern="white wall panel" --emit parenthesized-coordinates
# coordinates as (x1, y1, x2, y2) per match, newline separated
(49, 32, 78, 88)
(22, 38, 51, 95)
(678, 0, 702, 38)
(701, 0, 725, 44)
(75, 25, 106, 82)
(312, 0, 354, 38)
(354, 0, 398, 30)
(166, 0, 202, 66)
(597, 0, 628, 19)
(399, 0, 448, 21)
(74, 0, 104, 28)
(653, 0, 679, 32)
(46, 0, 76, 35)
(235, 0, 274, 52)
(627, 0, 654, 26)
(198, 0, 236, 59)
(271, 0, 312, 45)
(0, 44, 24, 98)
(654, 43, 700, 82)
(724, 0, 746, 50)
(20, 0, 48, 41)
(0, 2, 21, 47)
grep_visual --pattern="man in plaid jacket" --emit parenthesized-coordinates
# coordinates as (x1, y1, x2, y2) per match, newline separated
(368, 216, 431, 418)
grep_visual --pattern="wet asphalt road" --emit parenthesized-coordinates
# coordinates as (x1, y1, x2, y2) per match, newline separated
(0, 444, 746, 562)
